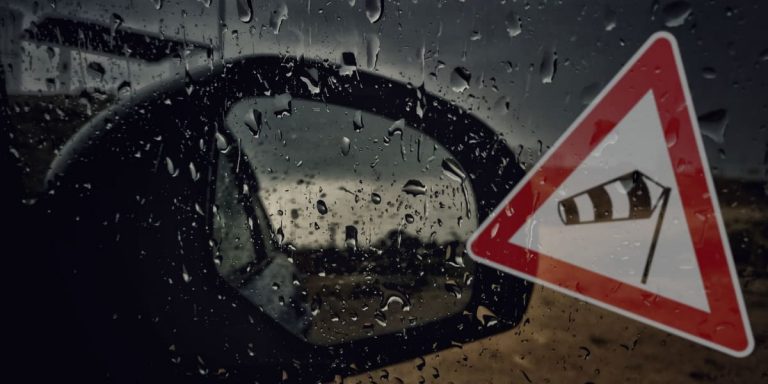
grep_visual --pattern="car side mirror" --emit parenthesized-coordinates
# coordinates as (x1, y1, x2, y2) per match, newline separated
(42, 55, 531, 382)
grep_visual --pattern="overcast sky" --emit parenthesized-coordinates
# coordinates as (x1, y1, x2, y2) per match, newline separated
(3, 0, 766, 180)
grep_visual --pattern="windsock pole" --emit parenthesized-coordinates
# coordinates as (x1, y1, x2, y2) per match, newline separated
(641, 187, 671, 284)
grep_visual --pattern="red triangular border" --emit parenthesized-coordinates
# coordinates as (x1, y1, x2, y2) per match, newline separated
(468, 32, 753, 357)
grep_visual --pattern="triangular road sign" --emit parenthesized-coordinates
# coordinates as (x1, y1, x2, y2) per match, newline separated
(467, 32, 754, 357)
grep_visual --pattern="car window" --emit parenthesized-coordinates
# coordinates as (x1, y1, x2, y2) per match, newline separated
(4, 1, 767, 383)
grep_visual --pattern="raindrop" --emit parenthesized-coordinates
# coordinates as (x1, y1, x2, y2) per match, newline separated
(340, 137, 352, 156)
(273, 93, 292, 117)
(540, 49, 557, 84)
(580, 82, 601, 105)
(353, 110, 364, 131)
(198, 0, 211, 7)
(366, 33, 380, 69)
(758, 48, 768, 62)
(184, 69, 195, 95)
(444, 280, 462, 298)
(698, 109, 728, 144)
(237, 0, 254, 23)
(701, 67, 717, 79)
(603, 6, 617, 31)
(182, 264, 192, 283)
(345, 225, 358, 250)
(662, 1, 692, 27)
(365, 0, 383, 24)
(373, 310, 387, 326)
(441, 158, 467, 183)
(244, 108, 263, 137)
(189, 162, 199, 181)
(299, 68, 320, 94)
(505, 11, 522, 38)
(370, 193, 382, 204)
(316, 200, 328, 215)
(450, 67, 471, 93)
(46, 46, 55, 60)
(493, 96, 510, 115)
(270, 3, 289, 34)
(151, 0, 163, 10)
(110, 13, 124, 35)
(402, 180, 426, 196)
(380, 294, 410, 312)
(215, 132, 230, 153)
(86, 62, 106, 80)
(165, 157, 178, 176)
(404, 213, 415, 224)
(388, 119, 405, 136)
(117, 80, 131, 95)
(475, 305, 498, 326)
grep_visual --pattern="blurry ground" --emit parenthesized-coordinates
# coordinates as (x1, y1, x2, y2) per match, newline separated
(344, 183, 768, 384)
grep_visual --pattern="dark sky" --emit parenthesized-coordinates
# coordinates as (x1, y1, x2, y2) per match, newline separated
(3, 0, 767, 180)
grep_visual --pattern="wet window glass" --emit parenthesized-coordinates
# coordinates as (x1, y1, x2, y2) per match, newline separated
(3, 1, 766, 383)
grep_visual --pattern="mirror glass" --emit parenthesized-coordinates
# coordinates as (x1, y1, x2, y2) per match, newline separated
(213, 96, 478, 345)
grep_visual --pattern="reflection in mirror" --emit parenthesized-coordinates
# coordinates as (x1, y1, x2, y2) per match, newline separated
(213, 96, 477, 345)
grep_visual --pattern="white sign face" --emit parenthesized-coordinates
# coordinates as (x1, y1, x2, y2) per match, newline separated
(468, 32, 754, 357)
(509, 91, 709, 312)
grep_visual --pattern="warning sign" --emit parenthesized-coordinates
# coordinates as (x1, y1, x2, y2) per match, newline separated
(467, 32, 754, 357)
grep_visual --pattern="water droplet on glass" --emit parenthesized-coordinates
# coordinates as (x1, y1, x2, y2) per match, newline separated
(505, 11, 522, 38)
(698, 109, 728, 144)
(759, 49, 768, 62)
(366, 33, 380, 69)
(151, 0, 163, 10)
(316, 200, 328, 215)
(270, 3, 288, 34)
(86, 61, 106, 80)
(237, 0, 254, 23)
(374, 310, 387, 326)
(662, 1, 692, 27)
(450, 66, 471, 93)
(444, 280, 462, 298)
(365, 0, 383, 24)
(189, 162, 199, 181)
(540, 49, 557, 84)
(603, 6, 617, 31)
(404, 213, 415, 224)
(370, 192, 382, 204)
(388, 119, 405, 136)
(580, 82, 601, 105)
(165, 157, 178, 177)
(475, 305, 498, 326)
(345, 225, 358, 250)
(273, 93, 292, 117)
(215, 132, 230, 153)
(117, 80, 131, 96)
(441, 158, 467, 183)
(701, 67, 717, 79)
(198, 0, 211, 7)
(493, 96, 510, 115)
(340, 137, 352, 156)
(182, 264, 192, 283)
(402, 179, 426, 196)
(244, 108, 263, 137)
(299, 68, 320, 94)
(110, 13, 124, 35)
(380, 294, 410, 312)
(353, 110, 364, 132)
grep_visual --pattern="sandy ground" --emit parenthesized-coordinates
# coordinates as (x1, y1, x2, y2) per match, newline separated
(343, 280, 767, 383)
(343, 202, 768, 384)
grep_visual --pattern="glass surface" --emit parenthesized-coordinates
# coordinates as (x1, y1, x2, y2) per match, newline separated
(213, 97, 475, 345)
